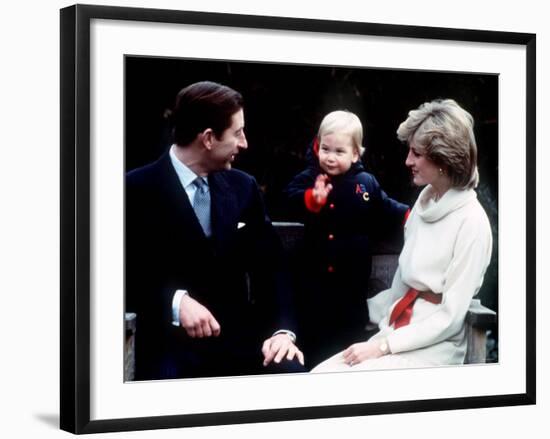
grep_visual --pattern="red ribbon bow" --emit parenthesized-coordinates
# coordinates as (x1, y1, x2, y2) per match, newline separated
(389, 288, 420, 329)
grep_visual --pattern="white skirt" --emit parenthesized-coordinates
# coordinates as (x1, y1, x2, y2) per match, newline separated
(311, 349, 434, 373)
(311, 330, 466, 373)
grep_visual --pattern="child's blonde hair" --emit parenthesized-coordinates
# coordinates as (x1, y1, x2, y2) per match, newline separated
(317, 110, 365, 156)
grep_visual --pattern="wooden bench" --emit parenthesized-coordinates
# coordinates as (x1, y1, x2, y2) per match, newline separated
(273, 221, 496, 364)
(124, 312, 136, 381)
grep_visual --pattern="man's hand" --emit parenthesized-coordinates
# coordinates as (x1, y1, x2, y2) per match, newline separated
(312, 174, 333, 204)
(178, 294, 221, 338)
(342, 340, 384, 366)
(261, 333, 305, 367)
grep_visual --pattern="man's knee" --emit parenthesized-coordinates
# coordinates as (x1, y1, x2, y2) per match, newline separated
(264, 358, 307, 374)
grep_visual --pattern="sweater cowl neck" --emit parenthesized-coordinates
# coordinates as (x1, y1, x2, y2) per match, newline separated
(416, 185, 476, 223)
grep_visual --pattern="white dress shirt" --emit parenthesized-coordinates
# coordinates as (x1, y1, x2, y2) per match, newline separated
(168, 145, 205, 326)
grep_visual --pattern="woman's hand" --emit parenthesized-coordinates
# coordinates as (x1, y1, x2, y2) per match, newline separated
(312, 174, 333, 204)
(343, 340, 386, 366)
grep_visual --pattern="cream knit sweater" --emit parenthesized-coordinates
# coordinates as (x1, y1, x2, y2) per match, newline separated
(367, 185, 493, 365)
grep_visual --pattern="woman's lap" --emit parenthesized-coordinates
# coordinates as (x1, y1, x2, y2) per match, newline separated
(311, 350, 434, 373)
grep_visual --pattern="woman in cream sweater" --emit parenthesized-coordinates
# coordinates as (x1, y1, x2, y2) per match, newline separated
(312, 99, 493, 372)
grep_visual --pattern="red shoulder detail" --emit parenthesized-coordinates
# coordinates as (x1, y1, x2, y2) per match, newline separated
(403, 208, 411, 225)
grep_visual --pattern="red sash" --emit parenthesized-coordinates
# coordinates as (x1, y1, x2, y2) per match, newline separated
(389, 288, 442, 329)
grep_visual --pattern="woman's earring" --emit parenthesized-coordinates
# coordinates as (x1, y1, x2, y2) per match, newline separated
(439, 168, 444, 176)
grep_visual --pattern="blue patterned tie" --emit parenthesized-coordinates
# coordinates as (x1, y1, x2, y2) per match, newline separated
(192, 177, 212, 237)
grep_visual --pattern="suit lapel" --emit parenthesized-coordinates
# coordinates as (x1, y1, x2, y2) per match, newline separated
(153, 153, 240, 250)
(154, 152, 207, 240)
(209, 172, 239, 252)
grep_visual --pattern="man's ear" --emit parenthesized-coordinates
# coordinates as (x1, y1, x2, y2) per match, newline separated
(199, 128, 215, 150)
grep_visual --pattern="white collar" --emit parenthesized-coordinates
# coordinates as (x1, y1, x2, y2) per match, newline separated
(168, 144, 206, 189)
(416, 185, 476, 222)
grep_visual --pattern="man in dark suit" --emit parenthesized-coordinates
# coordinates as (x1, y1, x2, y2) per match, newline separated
(126, 81, 304, 380)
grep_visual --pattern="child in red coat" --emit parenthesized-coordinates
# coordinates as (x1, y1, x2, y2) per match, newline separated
(285, 110, 409, 368)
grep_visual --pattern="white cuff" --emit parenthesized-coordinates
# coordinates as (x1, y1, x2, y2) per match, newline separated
(171, 289, 188, 326)
(272, 329, 296, 343)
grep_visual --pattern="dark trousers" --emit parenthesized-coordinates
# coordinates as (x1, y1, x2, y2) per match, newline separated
(135, 328, 306, 380)
(296, 273, 371, 370)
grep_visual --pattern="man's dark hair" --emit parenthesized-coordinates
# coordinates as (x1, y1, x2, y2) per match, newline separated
(169, 81, 243, 146)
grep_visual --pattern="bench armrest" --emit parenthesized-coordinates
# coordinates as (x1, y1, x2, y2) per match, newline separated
(466, 299, 497, 329)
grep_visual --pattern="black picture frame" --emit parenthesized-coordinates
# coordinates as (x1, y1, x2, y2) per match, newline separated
(60, 4, 536, 434)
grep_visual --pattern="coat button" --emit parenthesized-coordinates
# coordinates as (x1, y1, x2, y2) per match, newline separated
(327, 265, 335, 273)
(328, 234, 334, 240)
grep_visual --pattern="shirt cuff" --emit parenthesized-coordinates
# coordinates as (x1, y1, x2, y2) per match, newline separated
(171, 289, 189, 326)
(304, 188, 326, 213)
(272, 329, 297, 343)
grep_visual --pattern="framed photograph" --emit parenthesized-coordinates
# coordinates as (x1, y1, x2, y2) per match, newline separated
(60, 4, 536, 434)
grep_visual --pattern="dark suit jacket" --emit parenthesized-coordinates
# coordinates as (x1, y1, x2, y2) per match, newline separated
(126, 152, 296, 380)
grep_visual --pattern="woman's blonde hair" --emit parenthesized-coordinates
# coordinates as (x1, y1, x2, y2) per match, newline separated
(397, 99, 479, 189)
(318, 110, 365, 156)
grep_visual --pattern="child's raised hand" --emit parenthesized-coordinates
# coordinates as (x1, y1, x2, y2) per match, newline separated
(313, 174, 333, 204)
